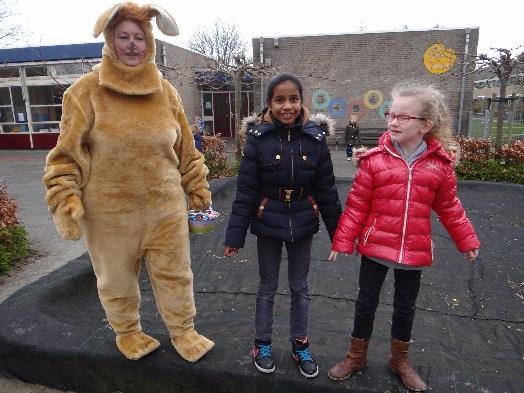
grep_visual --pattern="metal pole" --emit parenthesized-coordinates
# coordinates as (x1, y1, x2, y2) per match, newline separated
(457, 28, 471, 135)
(508, 93, 516, 142)
(483, 109, 490, 138)
(467, 110, 473, 136)
(20, 67, 34, 149)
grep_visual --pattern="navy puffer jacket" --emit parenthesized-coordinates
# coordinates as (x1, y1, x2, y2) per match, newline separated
(225, 110, 342, 248)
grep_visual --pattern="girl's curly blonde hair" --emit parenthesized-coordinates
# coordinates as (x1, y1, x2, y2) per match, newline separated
(391, 81, 459, 163)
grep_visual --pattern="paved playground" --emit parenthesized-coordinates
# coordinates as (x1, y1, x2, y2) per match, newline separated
(0, 149, 522, 393)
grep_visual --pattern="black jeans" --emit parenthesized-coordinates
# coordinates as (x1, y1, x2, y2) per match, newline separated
(346, 144, 354, 158)
(255, 235, 313, 342)
(352, 256, 421, 342)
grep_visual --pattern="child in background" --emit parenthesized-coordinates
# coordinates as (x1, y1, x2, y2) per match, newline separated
(327, 81, 480, 391)
(224, 73, 342, 378)
(191, 123, 203, 153)
(344, 115, 360, 160)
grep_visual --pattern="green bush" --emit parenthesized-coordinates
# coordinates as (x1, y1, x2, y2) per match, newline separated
(1, 184, 30, 274)
(0, 225, 30, 274)
(456, 160, 524, 184)
(454, 137, 524, 185)
(228, 159, 241, 176)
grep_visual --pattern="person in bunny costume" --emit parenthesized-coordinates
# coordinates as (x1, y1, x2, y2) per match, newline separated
(43, 2, 214, 362)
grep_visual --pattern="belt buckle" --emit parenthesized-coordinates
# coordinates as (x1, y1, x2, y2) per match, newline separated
(284, 189, 293, 202)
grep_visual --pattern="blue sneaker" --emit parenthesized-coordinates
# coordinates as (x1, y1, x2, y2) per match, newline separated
(252, 339, 275, 374)
(292, 338, 319, 378)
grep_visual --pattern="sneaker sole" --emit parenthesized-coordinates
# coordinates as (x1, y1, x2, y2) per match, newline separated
(254, 361, 275, 374)
(300, 366, 319, 378)
(293, 354, 319, 378)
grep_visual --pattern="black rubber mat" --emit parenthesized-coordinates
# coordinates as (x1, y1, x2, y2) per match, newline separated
(1, 179, 522, 392)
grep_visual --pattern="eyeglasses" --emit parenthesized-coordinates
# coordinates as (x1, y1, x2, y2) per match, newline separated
(384, 111, 426, 124)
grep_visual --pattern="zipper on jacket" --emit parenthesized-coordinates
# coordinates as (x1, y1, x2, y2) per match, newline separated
(362, 218, 377, 245)
(398, 164, 414, 263)
(291, 150, 294, 185)
(384, 144, 430, 264)
(288, 126, 294, 242)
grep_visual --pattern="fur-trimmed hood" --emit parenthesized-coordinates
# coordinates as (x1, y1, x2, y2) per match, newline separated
(92, 2, 178, 95)
(240, 108, 336, 142)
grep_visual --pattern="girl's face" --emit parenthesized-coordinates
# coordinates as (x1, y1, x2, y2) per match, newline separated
(387, 96, 432, 149)
(114, 20, 147, 67)
(268, 80, 302, 126)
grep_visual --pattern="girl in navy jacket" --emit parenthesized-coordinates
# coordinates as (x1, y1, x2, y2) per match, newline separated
(224, 73, 341, 378)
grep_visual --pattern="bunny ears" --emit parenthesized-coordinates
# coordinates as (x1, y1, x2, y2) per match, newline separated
(93, 2, 179, 38)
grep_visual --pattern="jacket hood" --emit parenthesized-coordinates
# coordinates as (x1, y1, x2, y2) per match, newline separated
(92, 2, 178, 95)
(240, 108, 335, 142)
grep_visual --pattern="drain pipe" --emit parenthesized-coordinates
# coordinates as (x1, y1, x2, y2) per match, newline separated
(259, 37, 264, 110)
(161, 42, 167, 67)
(457, 28, 471, 135)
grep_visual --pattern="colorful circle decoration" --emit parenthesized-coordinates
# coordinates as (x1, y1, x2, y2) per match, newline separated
(423, 43, 457, 74)
(312, 90, 331, 110)
(378, 100, 392, 119)
(347, 99, 368, 120)
(364, 90, 384, 110)
(328, 98, 348, 118)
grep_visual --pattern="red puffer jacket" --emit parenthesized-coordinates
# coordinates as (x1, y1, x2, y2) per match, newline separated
(332, 132, 480, 267)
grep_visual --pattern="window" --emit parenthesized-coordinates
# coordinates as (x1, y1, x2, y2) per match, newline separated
(475, 81, 486, 89)
(25, 66, 48, 77)
(54, 62, 95, 76)
(0, 87, 10, 106)
(0, 86, 29, 134)
(28, 85, 68, 133)
(0, 87, 14, 126)
(203, 93, 213, 117)
(0, 67, 20, 78)
(28, 85, 66, 105)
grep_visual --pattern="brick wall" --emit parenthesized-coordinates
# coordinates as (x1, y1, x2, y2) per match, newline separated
(156, 40, 209, 125)
(253, 28, 479, 136)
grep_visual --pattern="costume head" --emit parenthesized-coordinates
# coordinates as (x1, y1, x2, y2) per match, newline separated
(92, 2, 179, 95)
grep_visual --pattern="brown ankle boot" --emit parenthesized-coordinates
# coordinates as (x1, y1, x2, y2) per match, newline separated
(388, 338, 427, 391)
(327, 337, 369, 381)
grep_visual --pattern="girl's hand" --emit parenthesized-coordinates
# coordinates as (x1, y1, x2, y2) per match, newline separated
(465, 249, 479, 262)
(328, 250, 338, 262)
(224, 246, 240, 257)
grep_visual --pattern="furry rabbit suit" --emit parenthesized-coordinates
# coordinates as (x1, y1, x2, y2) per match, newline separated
(43, 2, 214, 362)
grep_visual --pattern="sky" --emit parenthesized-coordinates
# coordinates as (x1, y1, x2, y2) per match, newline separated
(6, 0, 524, 55)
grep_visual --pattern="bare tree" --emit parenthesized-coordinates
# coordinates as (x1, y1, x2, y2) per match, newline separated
(477, 46, 524, 149)
(189, 20, 274, 159)
(189, 19, 248, 71)
(0, 0, 22, 48)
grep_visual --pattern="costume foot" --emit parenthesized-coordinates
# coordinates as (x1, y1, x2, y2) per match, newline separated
(116, 331, 160, 360)
(171, 330, 215, 362)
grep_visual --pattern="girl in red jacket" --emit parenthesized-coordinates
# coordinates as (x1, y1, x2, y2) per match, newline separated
(327, 82, 480, 391)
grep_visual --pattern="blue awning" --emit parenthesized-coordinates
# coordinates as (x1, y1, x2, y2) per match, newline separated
(0, 43, 104, 64)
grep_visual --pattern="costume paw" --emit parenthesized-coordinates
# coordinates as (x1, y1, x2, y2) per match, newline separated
(189, 190, 211, 211)
(116, 331, 160, 360)
(53, 213, 82, 240)
(171, 330, 214, 362)
(58, 194, 84, 219)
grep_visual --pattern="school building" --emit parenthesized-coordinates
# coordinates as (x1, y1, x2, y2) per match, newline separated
(0, 41, 254, 149)
(1, 27, 478, 149)
(253, 27, 479, 143)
